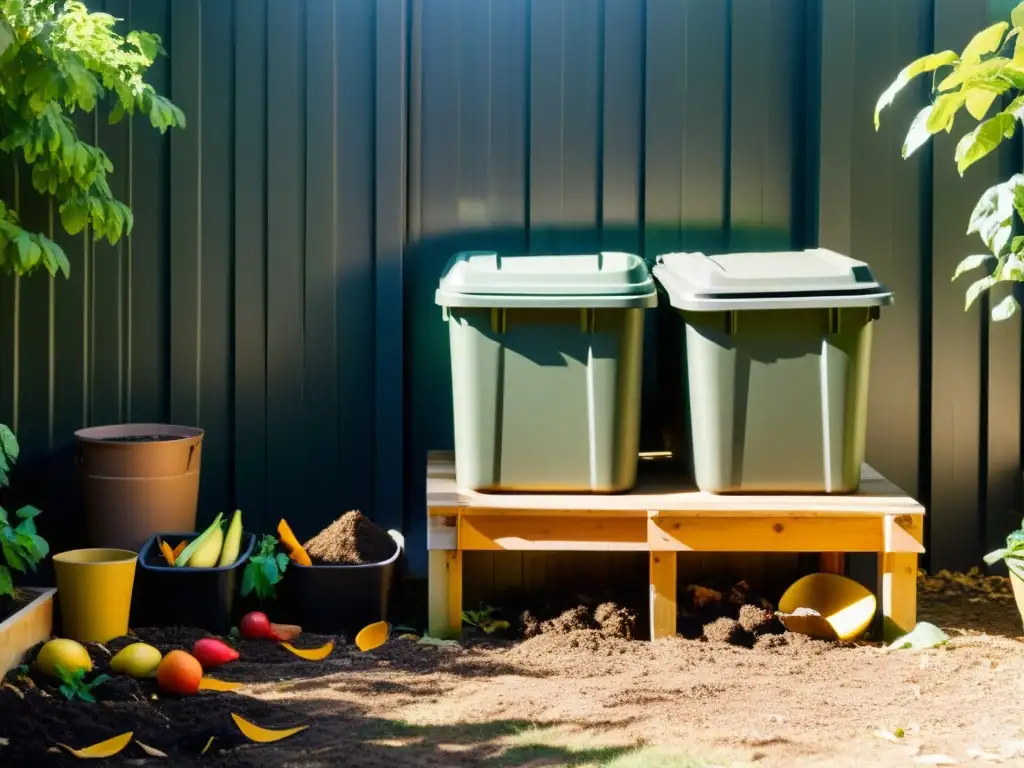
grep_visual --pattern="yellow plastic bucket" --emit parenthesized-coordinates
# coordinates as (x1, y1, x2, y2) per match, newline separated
(777, 573, 876, 642)
(53, 548, 137, 643)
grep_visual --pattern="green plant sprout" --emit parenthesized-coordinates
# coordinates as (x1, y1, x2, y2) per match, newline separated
(241, 534, 289, 600)
(0, 1, 185, 279)
(0, 503, 48, 599)
(54, 664, 110, 703)
(461, 604, 510, 634)
(983, 521, 1024, 576)
(876, 2, 1024, 321)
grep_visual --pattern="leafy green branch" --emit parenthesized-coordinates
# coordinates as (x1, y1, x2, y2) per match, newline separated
(241, 535, 289, 600)
(54, 663, 110, 703)
(876, 3, 1024, 321)
(0, 503, 49, 599)
(0, 0, 185, 279)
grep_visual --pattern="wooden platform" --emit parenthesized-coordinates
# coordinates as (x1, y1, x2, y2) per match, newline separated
(426, 451, 926, 642)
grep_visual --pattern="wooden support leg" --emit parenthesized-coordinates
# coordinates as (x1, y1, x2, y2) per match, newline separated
(819, 553, 845, 575)
(878, 552, 917, 642)
(649, 551, 677, 640)
(428, 550, 463, 640)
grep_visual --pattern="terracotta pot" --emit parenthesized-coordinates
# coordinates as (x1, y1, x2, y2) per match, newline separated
(75, 424, 203, 552)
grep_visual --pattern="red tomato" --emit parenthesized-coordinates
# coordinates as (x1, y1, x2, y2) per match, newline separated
(239, 611, 273, 639)
(156, 650, 203, 696)
(192, 637, 239, 668)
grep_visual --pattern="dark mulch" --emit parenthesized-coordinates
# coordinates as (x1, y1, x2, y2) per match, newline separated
(0, 626, 346, 767)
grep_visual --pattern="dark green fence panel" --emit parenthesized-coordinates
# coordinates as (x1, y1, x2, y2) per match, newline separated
(0, 0, 1020, 576)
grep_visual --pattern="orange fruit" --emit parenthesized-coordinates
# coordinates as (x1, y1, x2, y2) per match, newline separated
(156, 650, 203, 696)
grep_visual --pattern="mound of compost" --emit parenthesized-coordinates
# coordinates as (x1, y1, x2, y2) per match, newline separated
(303, 510, 396, 565)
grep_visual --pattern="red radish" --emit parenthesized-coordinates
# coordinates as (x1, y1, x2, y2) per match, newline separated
(239, 611, 274, 639)
(192, 637, 239, 668)
(270, 623, 302, 642)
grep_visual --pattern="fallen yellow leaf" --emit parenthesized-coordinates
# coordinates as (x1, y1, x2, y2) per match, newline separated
(279, 640, 334, 661)
(230, 713, 308, 743)
(200, 736, 215, 755)
(198, 677, 242, 692)
(355, 621, 389, 652)
(135, 740, 168, 757)
(57, 731, 133, 759)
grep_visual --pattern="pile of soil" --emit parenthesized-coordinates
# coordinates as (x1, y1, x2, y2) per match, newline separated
(0, 626, 343, 766)
(303, 510, 396, 565)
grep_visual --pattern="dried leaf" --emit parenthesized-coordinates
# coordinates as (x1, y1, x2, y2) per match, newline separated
(198, 677, 242, 692)
(279, 641, 334, 661)
(135, 741, 168, 758)
(2, 682, 23, 699)
(355, 621, 390, 652)
(57, 731, 134, 759)
(200, 736, 214, 755)
(230, 713, 308, 743)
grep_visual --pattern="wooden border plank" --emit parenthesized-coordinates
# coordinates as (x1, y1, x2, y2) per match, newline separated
(427, 550, 462, 640)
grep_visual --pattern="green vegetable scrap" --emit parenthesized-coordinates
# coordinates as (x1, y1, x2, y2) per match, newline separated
(984, 522, 1024, 578)
(241, 535, 289, 600)
(887, 622, 950, 651)
(55, 664, 110, 703)
(461, 605, 510, 634)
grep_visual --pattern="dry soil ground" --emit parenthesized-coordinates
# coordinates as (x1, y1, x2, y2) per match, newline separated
(5, 572, 1024, 767)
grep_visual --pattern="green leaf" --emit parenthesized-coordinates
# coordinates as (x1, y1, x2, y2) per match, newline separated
(902, 106, 935, 158)
(1013, 1, 1024, 30)
(0, 565, 12, 598)
(240, 564, 255, 597)
(887, 622, 950, 650)
(15, 505, 40, 521)
(991, 294, 1019, 321)
(926, 92, 967, 133)
(955, 113, 1016, 174)
(962, 22, 1009, 65)
(952, 254, 991, 280)
(966, 274, 998, 309)
(965, 87, 999, 120)
(875, 50, 959, 129)
(967, 174, 1024, 255)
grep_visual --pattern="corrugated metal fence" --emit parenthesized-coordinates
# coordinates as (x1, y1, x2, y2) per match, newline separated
(0, 0, 1018, 578)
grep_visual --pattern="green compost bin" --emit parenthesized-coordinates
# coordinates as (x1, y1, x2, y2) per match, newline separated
(436, 250, 657, 493)
(652, 248, 893, 494)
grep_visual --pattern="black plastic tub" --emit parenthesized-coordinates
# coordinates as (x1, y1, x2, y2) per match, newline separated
(280, 533, 402, 635)
(131, 531, 256, 634)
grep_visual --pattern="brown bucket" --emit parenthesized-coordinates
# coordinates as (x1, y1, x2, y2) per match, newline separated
(75, 424, 204, 552)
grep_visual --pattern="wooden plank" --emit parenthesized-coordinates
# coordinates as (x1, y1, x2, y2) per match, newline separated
(428, 452, 925, 515)
(0, 588, 55, 677)
(428, 550, 462, 640)
(649, 516, 922, 554)
(459, 515, 648, 552)
(426, 511, 458, 551)
(649, 552, 676, 640)
(879, 515, 921, 641)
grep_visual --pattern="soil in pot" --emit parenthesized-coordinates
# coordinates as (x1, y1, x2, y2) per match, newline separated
(99, 433, 181, 443)
(0, 591, 32, 624)
(303, 510, 397, 565)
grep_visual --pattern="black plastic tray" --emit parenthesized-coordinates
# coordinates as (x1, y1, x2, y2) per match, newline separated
(279, 535, 402, 635)
(132, 530, 255, 635)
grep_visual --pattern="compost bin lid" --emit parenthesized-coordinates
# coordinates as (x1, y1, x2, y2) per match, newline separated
(435, 251, 657, 309)
(652, 249, 894, 311)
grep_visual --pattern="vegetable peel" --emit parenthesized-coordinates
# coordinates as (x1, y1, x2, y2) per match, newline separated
(231, 713, 308, 743)
(198, 677, 242, 692)
(136, 740, 168, 757)
(277, 519, 312, 566)
(200, 736, 215, 755)
(355, 621, 390, 652)
(159, 540, 176, 566)
(56, 731, 133, 758)
(171, 540, 187, 560)
(280, 640, 334, 661)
